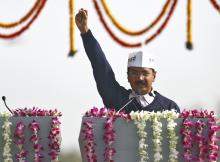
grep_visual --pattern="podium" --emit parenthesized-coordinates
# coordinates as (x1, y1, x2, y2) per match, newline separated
(79, 116, 220, 162)
(0, 117, 54, 162)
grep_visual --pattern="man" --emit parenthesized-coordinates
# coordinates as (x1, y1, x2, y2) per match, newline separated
(75, 9, 180, 113)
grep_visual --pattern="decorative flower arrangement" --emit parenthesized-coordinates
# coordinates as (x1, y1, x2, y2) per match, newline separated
(207, 118, 220, 161)
(84, 107, 130, 161)
(130, 111, 151, 162)
(179, 109, 220, 161)
(13, 107, 62, 161)
(100, 0, 171, 36)
(103, 110, 117, 162)
(48, 117, 61, 162)
(13, 107, 62, 117)
(14, 122, 28, 162)
(127, 110, 179, 162)
(194, 120, 207, 161)
(85, 107, 108, 117)
(0, 0, 48, 39)
(180, 118, 194, 161)
(85, 107, 130, 119)
(29, 120, 44, 162)
(210, 0, 220, 12)
(1, 112, 13, 162)
(84, 108, 180, 162)
(163, 110, 179, 162)
(1, 107, 62, 161)
(68, 0, 78, 56)
(179, 109, 215, 118)
(81, 120, 97, 162)
(150, 111, 163, 162)
(92, 0, 178, 48)
(82, 108, 220, 162)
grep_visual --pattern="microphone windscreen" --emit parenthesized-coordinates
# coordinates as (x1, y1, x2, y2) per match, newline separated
(2, 96, 6, 101)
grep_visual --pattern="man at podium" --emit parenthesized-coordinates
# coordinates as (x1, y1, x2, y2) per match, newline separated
(75, 9, 180, 113)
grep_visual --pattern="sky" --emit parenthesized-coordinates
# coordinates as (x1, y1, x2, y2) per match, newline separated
(0, 0, 220, 154)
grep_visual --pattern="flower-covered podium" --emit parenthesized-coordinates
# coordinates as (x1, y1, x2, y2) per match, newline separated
(0, 108, 61, 162)
(79, 108, 220, 162)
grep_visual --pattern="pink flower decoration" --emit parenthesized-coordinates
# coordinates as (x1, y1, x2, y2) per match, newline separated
(81, 120, 97, 162)
(83, 107, 130, 161)
(85, 107, 107, 117)
(29, 120, 44, 162)
(104, 147, 116, 161)
(14, 122, 28, 161)
(12, 108, 61, 161)
(193, 120, 208, 161)
(180, 109, 220, 161)
(12, 107, 62, 117)
(179, 109, 215, 118)
(207, 118, 220, 161)
(48, 117, 61, 161)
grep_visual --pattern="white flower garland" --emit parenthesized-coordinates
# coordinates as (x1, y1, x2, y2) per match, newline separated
(163, 110, 179, 162)
(130, 111, 150, 162)
(1, 112, 13, 162)
(150, 111, 163, 162)
(130, 110, 179, 162)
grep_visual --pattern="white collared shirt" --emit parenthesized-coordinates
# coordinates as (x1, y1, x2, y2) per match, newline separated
(129, 90, 155, 107)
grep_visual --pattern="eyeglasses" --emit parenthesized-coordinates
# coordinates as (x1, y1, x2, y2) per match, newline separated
(128, 70, 152, 77)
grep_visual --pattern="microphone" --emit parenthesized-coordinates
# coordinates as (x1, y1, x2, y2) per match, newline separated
(148, 92, 166, 110)
(117, 90, 141, 112)
(117, 97, 135, 112)
(2, 96, 14, 114)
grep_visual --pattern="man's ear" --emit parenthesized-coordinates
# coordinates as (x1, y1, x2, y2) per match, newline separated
(153, 71, 157, 82)
(127, 69, 130, 83)
(127, 72, 130, 83)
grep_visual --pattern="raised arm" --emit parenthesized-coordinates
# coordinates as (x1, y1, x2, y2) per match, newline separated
(75, 9, 128, 109)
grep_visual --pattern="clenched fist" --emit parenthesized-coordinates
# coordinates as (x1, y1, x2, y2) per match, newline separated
(75, 8, 89, 34)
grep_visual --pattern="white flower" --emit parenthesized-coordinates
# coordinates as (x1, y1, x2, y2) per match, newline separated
(131, 111, 150, 162)
(164, 111, 179, 162)
(131, 110, 179, 162)
(1, 112, 13, 162)
(154, 152, 163, 161)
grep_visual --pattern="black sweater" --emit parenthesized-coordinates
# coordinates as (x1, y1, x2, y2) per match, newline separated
(81, 30, 180, 113)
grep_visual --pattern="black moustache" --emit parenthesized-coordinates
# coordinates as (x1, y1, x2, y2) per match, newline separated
(135, 81, 146, 85)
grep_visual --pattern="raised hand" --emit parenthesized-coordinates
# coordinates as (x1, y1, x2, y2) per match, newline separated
(75, 8, 89, 34)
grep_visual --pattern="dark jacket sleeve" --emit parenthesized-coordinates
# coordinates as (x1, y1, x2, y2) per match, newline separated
(81, 30, 128, 109)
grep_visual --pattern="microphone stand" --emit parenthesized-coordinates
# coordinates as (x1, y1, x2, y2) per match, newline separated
(2, 96, 14, 114)
(117, 90, 141, 113)
(117, 97, 135, 112)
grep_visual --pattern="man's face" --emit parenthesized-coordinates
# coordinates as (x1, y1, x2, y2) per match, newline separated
(127, 67, 156, 95)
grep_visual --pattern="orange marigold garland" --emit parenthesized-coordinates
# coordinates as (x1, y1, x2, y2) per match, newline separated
(93, 0, 142, 47)
(186, 0, 193, 50)
(68, 0, 77, 56)
(93, 0, 177, 48)
(144, 0, 177, 45)
(0, 0, 42, 28)
(94, 0, 220, 50)
(0, 0, 47, 39)
(210, 0, 220, 12)
(100, 0, 171, 36)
